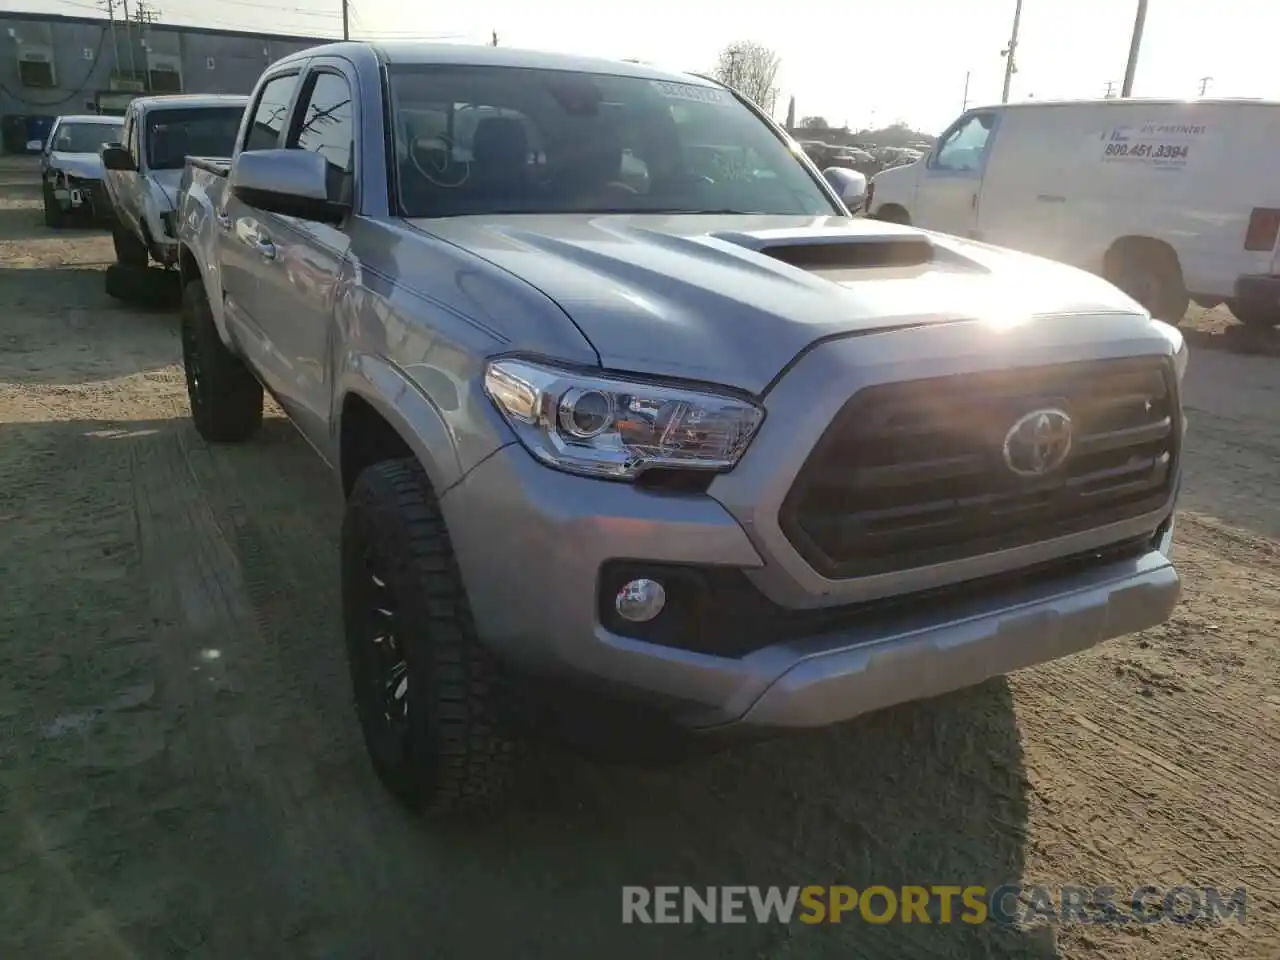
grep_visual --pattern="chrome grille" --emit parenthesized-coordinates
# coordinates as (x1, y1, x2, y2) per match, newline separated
(780, 357, 1178, 578)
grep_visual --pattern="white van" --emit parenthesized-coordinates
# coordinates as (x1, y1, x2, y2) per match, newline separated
(867, 99, 1280, 328)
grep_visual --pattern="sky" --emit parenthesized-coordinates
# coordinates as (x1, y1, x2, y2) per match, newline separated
(9, 0, 1278, 133)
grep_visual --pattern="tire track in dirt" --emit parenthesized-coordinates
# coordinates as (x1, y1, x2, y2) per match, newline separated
(1009, 520, 1280, 956)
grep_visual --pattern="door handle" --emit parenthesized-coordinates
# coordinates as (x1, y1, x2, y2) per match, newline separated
(254, 236, 276, 260)
(215, 212, 231, 230)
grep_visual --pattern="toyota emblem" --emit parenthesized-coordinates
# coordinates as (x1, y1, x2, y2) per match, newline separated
(1002, 408, 1074, 477)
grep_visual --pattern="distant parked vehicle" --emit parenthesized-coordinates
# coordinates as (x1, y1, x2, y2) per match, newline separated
(869, 98, 1280, 328)
(100, 94, 248, 287)
(38, 114, 123, 227)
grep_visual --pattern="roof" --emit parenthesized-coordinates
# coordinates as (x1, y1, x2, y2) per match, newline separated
(278, 40, 718, 86)
(130, 94, 251, 112)
(54, 114, 123, 124)
(973, 97, 1280, 112)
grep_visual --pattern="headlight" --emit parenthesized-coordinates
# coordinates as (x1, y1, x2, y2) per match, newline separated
(483, 358, 765, 480)
(1152, 320, 1188, 384)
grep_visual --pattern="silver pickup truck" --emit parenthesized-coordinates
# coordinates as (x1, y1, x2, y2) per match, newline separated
(101, 94, 247, 279)
(176, 41, 1186, 815)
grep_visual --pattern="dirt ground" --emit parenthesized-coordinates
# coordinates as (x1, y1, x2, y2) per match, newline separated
(0, 153, 1276, 960)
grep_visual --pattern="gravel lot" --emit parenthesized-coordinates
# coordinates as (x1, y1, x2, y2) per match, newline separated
(1, 154, 1276, 959)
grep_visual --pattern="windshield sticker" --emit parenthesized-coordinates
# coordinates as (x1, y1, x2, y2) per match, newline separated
(1098, 122, 1205, 169)
(650, 80, 726, 105)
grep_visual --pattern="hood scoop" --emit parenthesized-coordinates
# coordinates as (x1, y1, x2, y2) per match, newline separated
(710, 225, 935, 271)
(759, 237, 934, 270)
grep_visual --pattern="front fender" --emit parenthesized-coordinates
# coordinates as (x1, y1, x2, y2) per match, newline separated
(335, 354, 468, 496)
(178, 186, 233, 349)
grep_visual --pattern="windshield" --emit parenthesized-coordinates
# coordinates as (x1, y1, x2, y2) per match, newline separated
(51, 121, 121, 154)
(388, 65, 837, 218)
(146, 106, 245, 170)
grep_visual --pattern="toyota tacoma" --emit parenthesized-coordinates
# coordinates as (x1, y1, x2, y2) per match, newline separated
(175, 41, 1187, 814)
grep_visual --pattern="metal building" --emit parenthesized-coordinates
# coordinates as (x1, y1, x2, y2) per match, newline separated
(1, 11, 331, 151)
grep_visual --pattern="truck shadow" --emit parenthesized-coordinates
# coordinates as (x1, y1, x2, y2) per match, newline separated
(0, 266, 180, 386)
(0, 414, 1050, 960)
(0, 205, 109, 243)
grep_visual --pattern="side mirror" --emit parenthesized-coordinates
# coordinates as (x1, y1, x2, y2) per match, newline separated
(231, 149, 348, 224)
(101, 144, 136, 172)
(822, 166, 868, 212)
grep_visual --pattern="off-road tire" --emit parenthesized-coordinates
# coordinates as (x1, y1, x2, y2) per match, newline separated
(342, 457, 517, 815)
(112, 225, 150, 268)
(180, 279, 263, 442)
(42, 184, 65, 229)
(1226, 299, 1279, 331)
(1104, 241, 1190, 323)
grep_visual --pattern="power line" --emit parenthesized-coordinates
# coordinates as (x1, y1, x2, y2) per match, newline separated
(205, 0, 337, 17)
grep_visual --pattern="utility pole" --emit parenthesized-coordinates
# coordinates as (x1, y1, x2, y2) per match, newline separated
(1120, 0, 1148, 97)
(119, 0, 139, 81)
(1198, 75, 1213, 96)
(962, 70, 971, 111)
(132, 0, 158, 89)
(1000, 0, 1023, 104)
(341, 0, 349, 40)
(491, 29, 498, 46)
(1104, 80, 1117, 98)
(727, 48, 741, 90)
(98, 0, 123, 90)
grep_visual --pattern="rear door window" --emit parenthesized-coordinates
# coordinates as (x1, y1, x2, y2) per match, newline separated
(245, 73, 300, 151)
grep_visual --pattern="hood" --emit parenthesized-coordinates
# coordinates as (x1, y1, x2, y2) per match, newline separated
(49, 152, 104, 181)
(407, 214, 1146, 394)
(147, 169, 185, 209)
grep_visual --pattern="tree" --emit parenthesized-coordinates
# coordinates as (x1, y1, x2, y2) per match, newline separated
(799, 116, 829, 130)
(712, 41, 780, 115)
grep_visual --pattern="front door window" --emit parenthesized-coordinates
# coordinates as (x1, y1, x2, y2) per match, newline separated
(933, 113, 995, 172)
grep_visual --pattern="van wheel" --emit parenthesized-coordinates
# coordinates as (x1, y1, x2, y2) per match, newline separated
(1104, 240, 1189, 322)
(874, 204, 911, 225)
(342, 457, 517, 816)
(42, 184, 65, 229)
(1226, 299, 1278, 330)
(180, 279, 263, 442)
(112, 226, 150, 268)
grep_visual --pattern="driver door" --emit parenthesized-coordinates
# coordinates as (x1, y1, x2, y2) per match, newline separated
(913, 110, 999, 239)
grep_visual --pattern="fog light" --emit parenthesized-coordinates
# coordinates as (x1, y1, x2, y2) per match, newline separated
(615, 578, 666, 622)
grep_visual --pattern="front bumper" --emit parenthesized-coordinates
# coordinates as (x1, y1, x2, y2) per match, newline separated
(441, 442, 1180, 733)
(50, 175, 107, 216)
(442, 318, 1184, 733)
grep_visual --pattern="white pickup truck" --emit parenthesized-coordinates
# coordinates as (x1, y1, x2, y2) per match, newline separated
(100, 94, 247, 290)
(175, 41, 1185, 815)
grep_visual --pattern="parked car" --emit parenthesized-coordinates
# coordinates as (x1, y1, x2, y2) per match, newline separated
(176, 41, 1185, 815)
(100, 94, 248, 283)
(38, 114, 123, 227)
(868, 98, 1280, 329)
